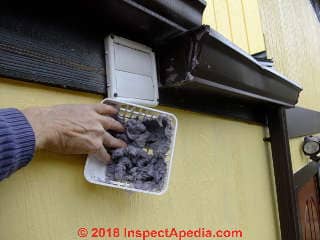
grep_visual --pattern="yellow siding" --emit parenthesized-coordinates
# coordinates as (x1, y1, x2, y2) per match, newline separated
(227, 0, 250, 51)
(258, 0, 320, 172)
(212, 0, 232, 40)
(242, 0, 266, 54)
(202, 0, 216, 29)
(0, 78, 280, 240)
(203, 0, 266, 54)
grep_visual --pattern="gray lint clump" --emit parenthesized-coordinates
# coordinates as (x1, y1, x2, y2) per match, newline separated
(106, 115, 173, 191)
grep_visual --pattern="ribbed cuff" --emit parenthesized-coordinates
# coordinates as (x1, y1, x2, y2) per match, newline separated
(0, 108, 35, 180)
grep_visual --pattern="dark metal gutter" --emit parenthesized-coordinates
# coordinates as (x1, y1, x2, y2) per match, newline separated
(0, 4, 302, 122)
(130, 0, 206, 29)
(158, 26, 302, 107)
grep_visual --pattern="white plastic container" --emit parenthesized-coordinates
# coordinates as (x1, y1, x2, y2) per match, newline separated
(84, 98, 178, 195)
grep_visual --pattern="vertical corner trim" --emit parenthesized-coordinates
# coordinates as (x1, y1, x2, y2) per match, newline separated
(268, 107, 301, 240)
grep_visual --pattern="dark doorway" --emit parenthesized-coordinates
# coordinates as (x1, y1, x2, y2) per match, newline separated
(296, 163, 320, 239)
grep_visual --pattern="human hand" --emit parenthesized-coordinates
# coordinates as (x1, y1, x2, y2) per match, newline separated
(22, 104, 127, 163)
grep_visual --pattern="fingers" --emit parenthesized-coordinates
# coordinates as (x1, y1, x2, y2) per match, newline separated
(93, 147, 111, 163)
(103, 131, 127, 149)
(93, 132, 126, 164)
(94, 104, 124, 132)
(93, 104, 118, 115)
(99, 116, 125, 132)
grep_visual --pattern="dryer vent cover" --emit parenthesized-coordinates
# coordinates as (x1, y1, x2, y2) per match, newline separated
(105, 35, 159, 106)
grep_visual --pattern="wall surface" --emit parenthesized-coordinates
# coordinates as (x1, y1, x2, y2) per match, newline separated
(0, 78, 280, 239)
(258, 0, 320, 172)
(203, 0, 265, 54)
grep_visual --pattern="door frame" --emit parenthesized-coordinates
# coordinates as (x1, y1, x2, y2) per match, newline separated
(294, 161, 320, 239)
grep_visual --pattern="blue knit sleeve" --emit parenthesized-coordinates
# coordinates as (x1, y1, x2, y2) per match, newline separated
(0, 108, 35, 181)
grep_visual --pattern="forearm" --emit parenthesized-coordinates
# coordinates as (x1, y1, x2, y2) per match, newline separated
(0, 108, 35, 180)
